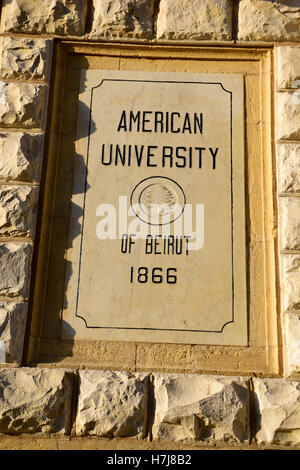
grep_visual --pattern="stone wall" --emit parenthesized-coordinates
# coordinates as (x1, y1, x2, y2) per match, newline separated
(0, 0, 299, 449)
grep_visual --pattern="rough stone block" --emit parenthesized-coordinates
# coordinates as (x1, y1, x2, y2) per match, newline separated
(76, 370, 149, 437)
(0, 186, 38, 237)
(276, 46, 300, 89)
(277, 143, 300, 194)
(0, 243, 32, 298)
(281, 255, 300, 311)
(0, 82, 48, 129)
(156, 0, 232, 40)
(136, 343, 193, 372)
(254, 378, 300, 445)
(0, 37, 52, 81)
(276, 92, 300, 141)
(1, 0, 87, 36)
(0, 302, 27, 363)
(279, 198, 300, 251)
(0, 133, 43, 182)
(89, 0, 155, 39)
(283, 313, 300, 376)
(238, 0, 300, 42)
(153, 374, 249, 443)
(0, 368, 73, 434)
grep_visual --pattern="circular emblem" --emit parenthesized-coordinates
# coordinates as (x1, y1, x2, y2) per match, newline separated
(130, 176, 186, 226)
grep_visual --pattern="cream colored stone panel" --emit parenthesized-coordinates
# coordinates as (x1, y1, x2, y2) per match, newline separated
(283, 313, 300, 376)
(276, 92, 300, 141)
(152, 374, 249, 443)
(279, 198, 300, 251)
(276, 46, 300, 90)
(277, 143, 300, 194)
(281, 255, 300, 312)
(0, 186, 38, 237)
(0, 368, 73, 434)
(0, 302, 27, 363)
(76, 370, 149, 438)
(238, 0, 300, 42)
(0, 133, 43, 182)
(0, 83, 48, 129)
(156, 0, 232, 40)
(1, 0, 87, 36)
(0, 37, 52, 81)
(0, 243, 32, 298)
(254, 378, 300, 445)
(89, 0, 155, 39)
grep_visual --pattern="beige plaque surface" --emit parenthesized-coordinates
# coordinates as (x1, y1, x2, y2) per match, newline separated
(62, 70, 247, 345)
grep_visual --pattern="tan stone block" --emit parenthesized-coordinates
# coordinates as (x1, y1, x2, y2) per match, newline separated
(283, 312, 300, 376)
(276, 46, 300, 90)
(277, 143, 300, 194)
(276, 92, 300, 141)
(281, 255, 300, 312)
(0, 243, 32, 298)
(136, 343, 194, 372)
(279, 198, 300, 251)
(0, 186, 38, 237)
(89, 0, 155, 39)
(0, 37, 52, 81)
(61, 339, 136, 370)
(0, 133, 43, 182)
(0, 83, 48, 129)
(153, 374, 249, 443)
(156, 0, 232, 40)
(76, 370, 149, 437)
(1, 0, 87, 36)
(0, 302, 27, 363)
(238, 0, 300, 42)
(0, 368, 73, 434)
(254, 378, 300, 445)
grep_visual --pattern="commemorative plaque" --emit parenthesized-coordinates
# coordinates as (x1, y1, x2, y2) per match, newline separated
(62, 70, 247, 345)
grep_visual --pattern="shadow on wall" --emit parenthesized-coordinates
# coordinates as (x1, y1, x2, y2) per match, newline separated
(37, 56, 97, 360)
(271, 1, 300, 6)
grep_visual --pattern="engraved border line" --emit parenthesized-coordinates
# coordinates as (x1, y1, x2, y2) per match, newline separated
(74, 78, 234, 334)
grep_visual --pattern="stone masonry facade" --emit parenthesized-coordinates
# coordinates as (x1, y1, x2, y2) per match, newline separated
(0, 0, 299, 449)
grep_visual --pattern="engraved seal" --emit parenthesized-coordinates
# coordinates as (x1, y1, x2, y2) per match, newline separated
(139, 183, 178, 216)
(130, 176, 186, 226)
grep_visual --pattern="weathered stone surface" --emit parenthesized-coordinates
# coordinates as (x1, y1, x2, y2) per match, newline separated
(276, 46, 300, 89)
(0, 368, 73, 434)
(0, 243, 32, 298)
(0, 133, 43, 182)
(1, 0, 87, 36)
(277, 143, 300, 194)
(89, 0, 155, 39)
(283, 313, 300, 376)
(238, 0, 300, 42)
(279, 198, 300, 251)
(0, 186, 38, 237)
(153, 374, 249, 443)
(136, 343, 194, 372)
(76, 370, 148, 437)
(156, 0, 232, 40)
(276, 92, 300, 141)
(281, 255, 300, 311)
(0, 37, 52, 81)
(0, 302, 27, 363)
(0, 82, 47, 129)
(254, 378, 300, 445)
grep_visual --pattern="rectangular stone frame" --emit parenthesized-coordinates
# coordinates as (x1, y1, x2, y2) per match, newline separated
(25, 42, 281, 376)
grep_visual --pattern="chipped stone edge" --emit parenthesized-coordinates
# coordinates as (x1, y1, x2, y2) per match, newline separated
(275, 44, 300, 378)
(0, 33, 53, 363)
